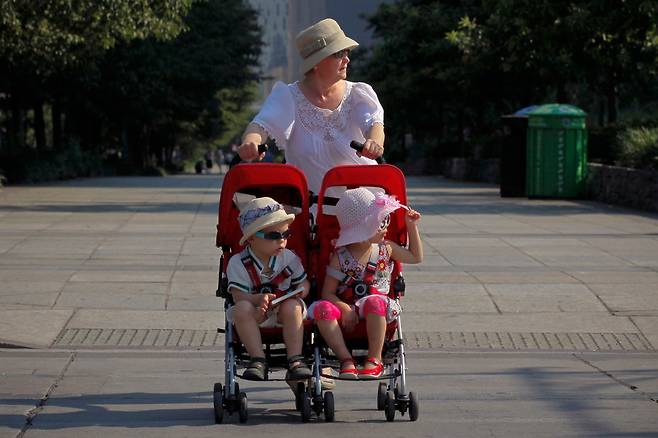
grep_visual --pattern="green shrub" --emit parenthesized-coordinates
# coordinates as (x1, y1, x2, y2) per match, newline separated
(618, 127, 658, 171)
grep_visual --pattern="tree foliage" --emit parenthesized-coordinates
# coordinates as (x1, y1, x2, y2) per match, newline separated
(357, 0, 658, 162)
(0, 0, 261, 180)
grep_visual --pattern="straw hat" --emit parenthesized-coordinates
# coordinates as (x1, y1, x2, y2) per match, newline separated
(335, 188, 404, 247)
(238, 197, 295, 245)
(295, 18, 359, 74)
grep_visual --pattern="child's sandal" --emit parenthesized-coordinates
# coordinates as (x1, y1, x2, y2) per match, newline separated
(286, 355, 312, 380)
(357, 357, 383, 379)
(242, 357, 267, 381)
(339, 358, 358, 379)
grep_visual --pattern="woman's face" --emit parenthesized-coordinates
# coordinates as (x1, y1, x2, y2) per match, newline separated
(315, 48, 350, 80)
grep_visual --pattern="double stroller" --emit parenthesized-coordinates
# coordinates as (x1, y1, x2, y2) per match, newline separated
(212, 162, 419, 423)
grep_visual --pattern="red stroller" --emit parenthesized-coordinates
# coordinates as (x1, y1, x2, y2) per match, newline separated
(310, 164, 420, 422)
(212, 163, 317, 423)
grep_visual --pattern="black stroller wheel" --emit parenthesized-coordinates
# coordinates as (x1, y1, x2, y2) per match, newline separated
(301, 395, 312, 423)
(384, 391, 396, 422)
(238, 392, 248, 423)
(213, 383, 224, 424)
(409, 391, 419, 421)
(377, 382, 387, 410)
(323, 391, 335, 422)
(295, 382, 305, 411)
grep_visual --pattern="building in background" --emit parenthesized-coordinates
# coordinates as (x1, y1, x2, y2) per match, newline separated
(247, 0, 389, 101)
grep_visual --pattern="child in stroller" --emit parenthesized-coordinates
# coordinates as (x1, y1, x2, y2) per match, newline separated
(310, 187, 422, 379)
(226, 196, 312, 382)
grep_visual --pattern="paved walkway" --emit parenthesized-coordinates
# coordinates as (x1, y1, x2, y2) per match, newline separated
(1, 173, 658, 349)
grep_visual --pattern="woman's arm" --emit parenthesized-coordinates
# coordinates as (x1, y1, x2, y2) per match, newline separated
(361, 122, 385, 159)
(238, 123, 268, 161)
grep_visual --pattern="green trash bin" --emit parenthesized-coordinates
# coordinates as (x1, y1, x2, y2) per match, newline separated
(526, 104, 588, 198)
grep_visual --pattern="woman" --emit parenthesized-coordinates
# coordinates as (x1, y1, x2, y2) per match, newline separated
(238, 18, 385, 195)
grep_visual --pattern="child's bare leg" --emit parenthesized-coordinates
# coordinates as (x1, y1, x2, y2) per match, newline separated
(278, 298, 303, 356)
(316, 319, 352, 361)
(231, 300, 265, 358)
(365, 313, 386, 369)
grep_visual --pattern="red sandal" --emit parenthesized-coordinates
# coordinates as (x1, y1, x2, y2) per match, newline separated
(358, 357, 384, 379)
(339, 358, 358, 379)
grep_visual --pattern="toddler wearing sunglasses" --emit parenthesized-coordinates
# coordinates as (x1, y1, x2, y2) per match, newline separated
(308, 187, 423, 379)
(226, 197, 312, 381)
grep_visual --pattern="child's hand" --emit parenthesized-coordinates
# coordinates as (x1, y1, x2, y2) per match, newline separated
(255, 293, 276, 315)
(405, 208, 421, 225)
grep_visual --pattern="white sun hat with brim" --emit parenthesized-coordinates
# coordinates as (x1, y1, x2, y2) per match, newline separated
(334, 188, 405, 247)
(295, 18, 359, 74)
(238, 197, 296, 245)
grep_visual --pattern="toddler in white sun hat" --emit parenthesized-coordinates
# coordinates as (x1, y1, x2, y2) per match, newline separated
(308, 187, 423, 379)
(226, 196, 311, 381)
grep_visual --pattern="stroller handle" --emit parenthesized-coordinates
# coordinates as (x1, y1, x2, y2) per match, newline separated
(350, 141, 384, 164)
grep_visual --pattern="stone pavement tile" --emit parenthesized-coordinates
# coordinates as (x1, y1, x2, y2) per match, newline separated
(6, 238, 100, 256)
(520, 247, 631, 267)
(118, 223, 191, 233)
(403, 312, 637, 333)
(170, 281, 216, 297)
(609, 252, 658, 267)
(0, 281, 66, 295)
(567, 270, 658, 284)
(582, 237, 658, 251)
(94, 239, 183, 256)
(502, 237, 590, 248)
(403, 271, 479, 283)
(0, 238, 22, 254)
(67, 309, 219, 330)
(438, 247, 542, 267)
(0, 310, 73, 347)
(0, 255, 87, 266)
(181, 237, 217, 256)
(485, 284, 608, 313)
(69, 270, 172, 283)
(167, 296, 220, 311)
(55, 283, 167, 310)
(0, 292, 59, 307)
(471, 271, 580, 284)
(0, 269, 74, 282)
(631, 317, 658, 349)
(425, 237, 511, 248)
(589, 284, 658, 313)
(84, 255, 179, 268)
(577, 353, 658, 396)
(402, 283, 497, 313)
(176, 255, 218, 268)
(0, 353, 73, 435)
(47, 221, 124, 232)
(171, 270, 216, 284)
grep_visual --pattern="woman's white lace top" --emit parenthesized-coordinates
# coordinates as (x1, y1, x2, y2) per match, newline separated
(252, 80, 384, 193)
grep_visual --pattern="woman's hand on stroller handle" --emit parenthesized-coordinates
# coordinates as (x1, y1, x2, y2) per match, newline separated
(238, 142, 268, 162)
(350, 140, 384, 164)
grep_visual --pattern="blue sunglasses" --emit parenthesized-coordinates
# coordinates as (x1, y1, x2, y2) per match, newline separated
(254, 230, 292, 240)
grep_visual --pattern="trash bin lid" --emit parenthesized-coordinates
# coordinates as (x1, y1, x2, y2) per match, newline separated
(529, 104, 586, 117)
(514, 105, 540, 116)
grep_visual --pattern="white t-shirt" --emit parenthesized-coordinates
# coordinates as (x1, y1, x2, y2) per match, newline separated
(252, 80, 385, 194)
(227, 247, 307, 294)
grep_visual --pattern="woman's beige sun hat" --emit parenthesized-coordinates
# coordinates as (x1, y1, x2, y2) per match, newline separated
(295, 18, 359, 74)
(238, 197, 295, 245)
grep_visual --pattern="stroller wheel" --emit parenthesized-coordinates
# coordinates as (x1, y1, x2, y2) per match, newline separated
(409, 391, 419, 422)
(301, 395, 312, 423)
(384, 391, 396, 422)
(323, 391, 335, 422)
(295, 382, 305, 411)
(377, 382, 387, 410)
(238, 392, 248, 423)
(213, 383, 224, 424)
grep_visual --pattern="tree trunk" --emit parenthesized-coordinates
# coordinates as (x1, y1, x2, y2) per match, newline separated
(34, 100, 46, 151)
(10, 91, 25, 151)
(606, 85, 617, 124)
(52, 98, 62, 150)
